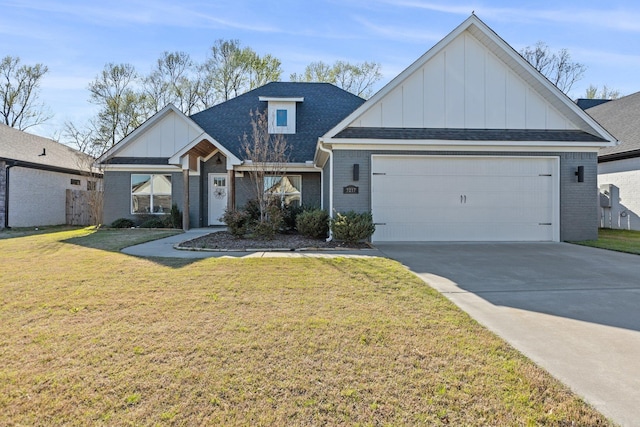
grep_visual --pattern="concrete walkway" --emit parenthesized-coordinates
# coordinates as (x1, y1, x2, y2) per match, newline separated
(376, 242, 640, 427)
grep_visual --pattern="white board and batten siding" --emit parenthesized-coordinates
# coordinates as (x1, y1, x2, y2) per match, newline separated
(352, 31, 574, 131)
(117, 110, 203, 158)
(371, 155, 560, 242)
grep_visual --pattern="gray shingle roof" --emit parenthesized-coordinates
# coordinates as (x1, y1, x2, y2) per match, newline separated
(585, 92, 640, 159)
(0, 123, 95, 172)
(190, 82, 365, 163)
(334, 127, 607, 142)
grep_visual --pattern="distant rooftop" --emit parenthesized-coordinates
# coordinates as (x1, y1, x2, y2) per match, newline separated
(575, 98, 612, 110)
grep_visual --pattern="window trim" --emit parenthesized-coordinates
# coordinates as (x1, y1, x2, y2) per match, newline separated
(131, 173, 172, 215)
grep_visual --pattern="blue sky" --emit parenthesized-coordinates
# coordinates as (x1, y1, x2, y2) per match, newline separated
(2, 0, 639, 139)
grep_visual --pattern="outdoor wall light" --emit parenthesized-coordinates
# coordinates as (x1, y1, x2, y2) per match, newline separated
(575, 166, 584, 183)
(353, 163, 359, 181)
(215, 154, 222, 165)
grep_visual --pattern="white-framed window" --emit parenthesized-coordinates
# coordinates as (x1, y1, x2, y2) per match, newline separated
(276, 109, 287, 127)
(131, 174, 172, 214)
(264, 175, 301, 207)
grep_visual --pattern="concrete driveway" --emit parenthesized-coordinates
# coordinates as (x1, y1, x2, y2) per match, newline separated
(376, 242, 640, 427)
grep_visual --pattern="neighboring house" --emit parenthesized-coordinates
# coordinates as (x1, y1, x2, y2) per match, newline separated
(585, 92, 640, 230)
(98, 15, 615, 242)
(0, 124, 101, 229)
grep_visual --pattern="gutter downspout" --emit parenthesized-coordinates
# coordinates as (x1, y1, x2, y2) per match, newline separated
(4, 162, 15, 229)
(316, 141, 333, 241)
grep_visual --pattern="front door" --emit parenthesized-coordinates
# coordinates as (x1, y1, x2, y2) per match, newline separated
(209, 173, 228, 225)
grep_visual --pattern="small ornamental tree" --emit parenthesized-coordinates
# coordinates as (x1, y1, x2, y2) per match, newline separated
(241, 108, 290, 238)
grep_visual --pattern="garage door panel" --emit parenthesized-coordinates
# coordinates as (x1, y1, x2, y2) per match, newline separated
(371, 156, 558, 242)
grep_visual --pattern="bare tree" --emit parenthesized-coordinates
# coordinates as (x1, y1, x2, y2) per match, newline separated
(142, 51, 202, 115)
(201, 39, 282, 105)
(0, 55, 51, 130)
(88, 63, 145, 151)
(241, 109, 290, 225)
(584, 84, 621, 100)
(290, 60, 382, 98)
(520, 42, 586, 94)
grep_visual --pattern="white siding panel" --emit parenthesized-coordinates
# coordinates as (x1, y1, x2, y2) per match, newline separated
(547, 106, 573, 129)
(485, 53, 507, 128)
(346, 29, 582, 132)
(357, 103, 383, 127)
(506, 72, 526, 128)
(402, 70, 424, 126)
(381, 85, 404, 127)
(526, 88, 547, 128)
(445, 37, 465, 127)
(371, 155, 558, 242)
(118, 111, 201, 158)
(464, 35, 486, 128)
(424, 52, 446, 127)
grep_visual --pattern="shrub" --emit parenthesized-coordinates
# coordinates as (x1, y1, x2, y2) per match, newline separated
(139, 217, 168, 228)
(282, 204, 305, 232)
(251, 204, 283, 240)
(169, 203, 182, 228)
(296, 209, 329, 239)
(111, 218, 135, 228)
(330, 211, 376, 244)
(221, 209, 249, 238)
(242, 198, 262, 223)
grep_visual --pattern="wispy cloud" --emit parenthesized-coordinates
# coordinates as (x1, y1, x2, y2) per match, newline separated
(354, 16, 444, 42)
(1, 0, 283, 32)
(376, 0, 640, 32)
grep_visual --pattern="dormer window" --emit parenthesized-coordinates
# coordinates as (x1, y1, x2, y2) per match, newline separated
(276, 109, 287, 127)
(259, 96, 304, 134)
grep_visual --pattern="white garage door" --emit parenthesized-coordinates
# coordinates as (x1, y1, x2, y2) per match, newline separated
(371, 155, 559, 242)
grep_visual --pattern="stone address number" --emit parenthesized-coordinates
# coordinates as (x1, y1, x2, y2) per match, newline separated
(343, 185, 359, 194)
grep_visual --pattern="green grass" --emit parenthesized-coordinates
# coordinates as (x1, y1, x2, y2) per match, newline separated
(573, 228, 640, 255)
(0, 228, 613, 426)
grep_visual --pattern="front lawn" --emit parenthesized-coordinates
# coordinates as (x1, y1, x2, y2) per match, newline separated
(573, 228, 640, 255)
(0, 228, 612, 425)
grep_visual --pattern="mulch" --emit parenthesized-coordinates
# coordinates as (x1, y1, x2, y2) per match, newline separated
(177, 230, 371, 251)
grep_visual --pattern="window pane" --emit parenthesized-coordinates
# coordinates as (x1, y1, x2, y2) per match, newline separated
(152, 175, 172, 194)
(132, 195, 151, 213)
(276, 109, 287, 127)
(132, 174, 171, 214)
(132, 174, 151, 194)
(264, 175, 302, 206)
(264, 176, 282, 192)
(153, 195, 172, 213)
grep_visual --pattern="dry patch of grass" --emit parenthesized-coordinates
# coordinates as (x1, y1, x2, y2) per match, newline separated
(0, 229, 612, 425)
(573, 228, 640, 255)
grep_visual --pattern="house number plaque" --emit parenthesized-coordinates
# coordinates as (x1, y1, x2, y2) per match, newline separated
(343, 185, 359, 194)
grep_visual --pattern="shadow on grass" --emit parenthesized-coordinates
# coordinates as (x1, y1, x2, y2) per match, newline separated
(61, 228, 205, 268)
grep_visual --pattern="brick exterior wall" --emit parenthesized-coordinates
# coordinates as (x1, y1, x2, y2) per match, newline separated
(234, 172, 321, 209)
(0, 160, 6, 229)
(103, 170, 188, 226)
(331, 150, 598, 241)
(102, 161, 321, 227)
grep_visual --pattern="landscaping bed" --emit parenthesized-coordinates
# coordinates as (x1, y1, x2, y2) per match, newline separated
(177, 230, 372, 251)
